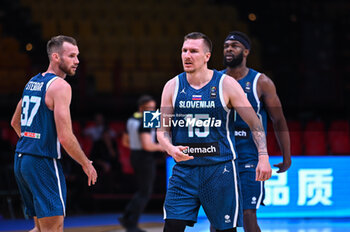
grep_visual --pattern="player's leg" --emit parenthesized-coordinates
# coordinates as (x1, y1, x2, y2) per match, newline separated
(163, 219, 188, 232)
(163, 164, 200, 231)
(29, 217, 40, 232)
(201, 161, 242, 231)
(38, 215, 64, 232)
(239, 168, 264, 232)
(210, 224, 216, 232)
(14, 153, 39, 232)
(210, 224, 237, 232)
(243, 209, 260, 232)
(21, 156, 66, 230)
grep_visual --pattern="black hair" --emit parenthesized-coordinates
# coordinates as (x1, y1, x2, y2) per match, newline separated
(137, 95, 155, 107)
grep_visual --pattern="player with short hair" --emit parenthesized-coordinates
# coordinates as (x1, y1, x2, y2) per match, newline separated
(119, 95, 164, 232)
(157, 32, 272, 232)
(11, 35, 97, 232)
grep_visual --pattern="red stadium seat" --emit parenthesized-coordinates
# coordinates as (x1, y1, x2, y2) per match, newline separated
(287, 121, 303, 155)
(1, 124, 18, 146)
(267, 122, 280, 156)
(328, 120, 350, 155)
(79, 136, 93, 158)
(109, 121, 126, 135)
(72, 120, 82, 137)
(303, 121, 327, 156)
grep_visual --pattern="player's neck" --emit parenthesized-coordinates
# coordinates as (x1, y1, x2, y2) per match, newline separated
(186, 68, 213, 89)
(43, 64, 67, 79)
(226, 66, 249, 81)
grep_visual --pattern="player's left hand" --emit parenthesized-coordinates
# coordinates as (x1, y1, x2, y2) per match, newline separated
(273, 159, 291, 173)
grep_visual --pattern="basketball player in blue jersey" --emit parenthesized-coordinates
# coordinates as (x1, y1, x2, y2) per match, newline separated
(157, 32, 272, 232)
(218, 31, 291, 232)
(10, 35, 97, 232)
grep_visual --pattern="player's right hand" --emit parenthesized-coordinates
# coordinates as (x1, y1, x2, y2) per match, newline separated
(170, 146, 194, 162)
(82, 160, 98, 186)
(256, 155, 272, 181)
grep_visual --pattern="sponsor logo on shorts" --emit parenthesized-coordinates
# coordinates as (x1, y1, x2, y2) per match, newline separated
(180, 142, 220, 157)
(225, 215, 231, 223)
(245, 163, 255, 169)
(251, 196, 257, 204)
(222, 165, 230, 174)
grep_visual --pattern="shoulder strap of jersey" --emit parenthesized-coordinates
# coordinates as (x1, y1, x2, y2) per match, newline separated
(252, 72, 261, 105)
(218, 74, 230, 113)
(172, 75, 179, 108)
(46, 76, 59, 91)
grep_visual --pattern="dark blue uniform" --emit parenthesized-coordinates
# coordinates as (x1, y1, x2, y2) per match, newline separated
(14, 73, 66, 218)
(222, 68, 267, 210)
(164, 70, 242, 229)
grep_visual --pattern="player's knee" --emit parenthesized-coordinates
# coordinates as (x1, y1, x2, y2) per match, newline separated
(210, 224, 237, 232)
(216, 228, 237, 232)
(244, 209, 257, 219)
(163, 219, 188, 232)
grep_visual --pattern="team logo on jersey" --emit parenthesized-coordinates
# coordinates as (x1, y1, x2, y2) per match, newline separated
(180, 142, 220, 157)
(245, 81, 251, 92)
(210, 86, 217, 99)
(143, 109, 161, 128)
(192, 95, 202, 101)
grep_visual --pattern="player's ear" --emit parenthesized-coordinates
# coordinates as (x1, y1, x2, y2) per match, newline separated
(205, 51, 211, 62)
(51, 52, 60, 62)
(243, 49, 250, 57)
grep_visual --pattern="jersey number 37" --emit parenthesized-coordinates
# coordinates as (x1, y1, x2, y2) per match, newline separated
(21, 95, 41, 127)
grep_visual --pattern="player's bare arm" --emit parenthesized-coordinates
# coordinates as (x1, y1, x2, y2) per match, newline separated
(222, 75, 272, 181)
(47, 78, 97, 186)
(140, 132, 164, 152)
(11, 99, 23, 137)
(156, 78, 193, 162)
(258, 74, 291, 173)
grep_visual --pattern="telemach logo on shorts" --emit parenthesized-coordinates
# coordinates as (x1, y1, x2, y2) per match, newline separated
(180, 142, 220, 157)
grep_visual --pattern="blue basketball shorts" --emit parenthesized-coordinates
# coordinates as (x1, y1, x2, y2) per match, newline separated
(238, 161, 265, 210)
(14, 153, 66, 218)
(164, 160, 243, 230)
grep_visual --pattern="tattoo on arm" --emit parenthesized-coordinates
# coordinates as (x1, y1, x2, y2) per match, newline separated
(251, 124, 268, 155)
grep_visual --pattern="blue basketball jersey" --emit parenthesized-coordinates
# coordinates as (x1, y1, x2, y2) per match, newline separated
(16, 73, 61, 159)
(171, 70, 237, 166)
(222, 68, 267, 164)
